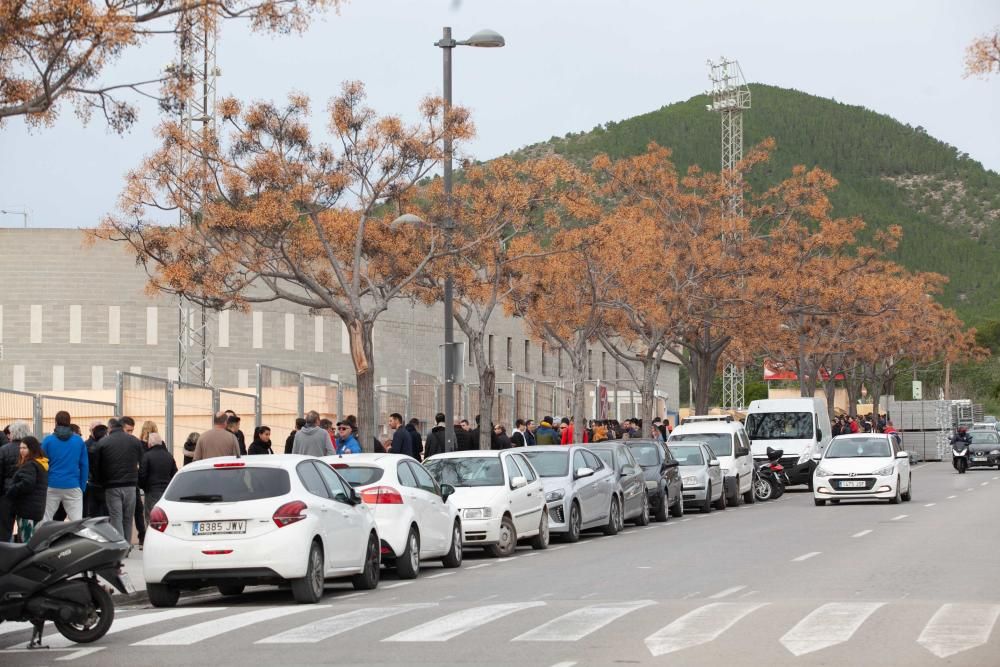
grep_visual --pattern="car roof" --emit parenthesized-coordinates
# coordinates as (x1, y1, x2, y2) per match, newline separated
(180, 454, 312, 472)
(522, 446, 574, 453)
(425, 450, 502, 460)
(832, 433, 892, 441)
(670, 422, 741, 435)
(319, 453, 406, 465)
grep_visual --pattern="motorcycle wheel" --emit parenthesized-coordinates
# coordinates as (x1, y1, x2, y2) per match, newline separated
(54, 579, 114, 644)
(753, 475, 773, 501)
(772, 479, 785, 499)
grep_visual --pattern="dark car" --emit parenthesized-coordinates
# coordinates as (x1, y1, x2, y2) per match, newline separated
(617, 439, 683, 521)
(967, 430, 1000, 469)
(582, 442, 650, 533)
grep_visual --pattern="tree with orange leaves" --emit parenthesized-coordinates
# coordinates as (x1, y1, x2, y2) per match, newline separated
(965, 28, 1000, 78)
(96, 82, 473, 450)
(0, 0, 340, 131)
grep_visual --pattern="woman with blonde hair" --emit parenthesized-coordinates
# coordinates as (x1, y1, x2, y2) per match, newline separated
(134, 421, 157, 549)
(139, 421, 158, 446)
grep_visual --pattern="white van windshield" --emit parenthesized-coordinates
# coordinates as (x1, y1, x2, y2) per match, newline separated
(745, 412, 814, 440)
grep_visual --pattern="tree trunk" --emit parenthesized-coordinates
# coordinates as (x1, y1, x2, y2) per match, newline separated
(688, 348, 721, 415)
(470, 334, 495, 450)
(347, 318, 377, 452)
(867, 362, 883, 423)
(823, 376, 837, 419)
(640, 354, 660, 437)
(571, 346, 587, 444)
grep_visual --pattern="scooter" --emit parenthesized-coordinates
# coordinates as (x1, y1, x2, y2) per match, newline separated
(754, 448, 787, 501)
(952, 444, 969, 474)
(0, 517, 133, 648)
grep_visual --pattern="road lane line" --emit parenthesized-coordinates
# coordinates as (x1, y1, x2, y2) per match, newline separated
(427, 572, 455, 579)
(994, 476, 999, 480)
(466, 563, 494, 569)
(548, 662, 577, 667)
(917, 603, 1000, 658)
(383, 582, 414, 589)
(134, 606, 321, 645)
(258, 604, 436, 644)
(948, 495, 957, 499)
(10, 607, 226, 649)
(852, 530, 872, 538)
(924, 503, 936, 507)
(981, 482, 989, 486)
(383, 602, 545, 642)
(336, 592, 369, 600)
(56, 647, 105, 661)
(780, 602, 884, 656)
(709, 586, 747, 599)
(549, 545, 568, 551)
(644, 602, 767, 656)
(513, 600, 655, 642)
(792, 552, 821, 562)
(890, 514, 907, 521)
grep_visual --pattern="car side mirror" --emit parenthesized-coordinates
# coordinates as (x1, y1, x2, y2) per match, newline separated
(708, 459, 720, 467)
(511, 476, 527, 490)
(663, 461, 679, 470)
(575, 467, 594, 479)
(349, 488, 361, 505)
(895, 451, 909, 459)
(812, 452, 823, 461)
(440, 483, 456, 501)
(736, 447, 750, 457)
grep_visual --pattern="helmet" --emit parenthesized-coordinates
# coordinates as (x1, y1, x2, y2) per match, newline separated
(958, 426, 968, 433)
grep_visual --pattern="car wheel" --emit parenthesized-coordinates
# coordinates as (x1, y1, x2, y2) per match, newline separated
(728, 477, 742, 507)
(701, 483, 713, 513)
(217, 584, 245, 596)
(603, 496, 621, 536)
(754, 476, 773, 502)
(351, 532, 381, 590)
(291, 541, 326, 603)
(486, 516, 517, 557)
(814, 498, 826, 506)
(633, 492, 650, 526)
(147, 583, 180, 608)
(530, 511, 550, 550)
(743, 480, 756, 504)
(654, 491, 669, 522)
(395, 527, 421, 579)
(713, 484, 727, 511)
(670, 492, 684, 518)
(889, 478, 902, 505)
(441, 521, 463, 568)
(901, 476, 912, 502)
(564, 502, 582, 542)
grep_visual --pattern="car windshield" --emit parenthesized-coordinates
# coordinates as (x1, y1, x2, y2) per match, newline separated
(745, 412, 814, 440)
(627, 442, 662, 467)
(969, 432, 1000, 445)
(670, 433, 732, 458)
(520, 451, 570, 477)
(668, 445, 705, 466)
(165, 467, 290, 502)
(331, 465, 384, 487)
(424, 457, 504, 487)
(824, 437, 892, 459)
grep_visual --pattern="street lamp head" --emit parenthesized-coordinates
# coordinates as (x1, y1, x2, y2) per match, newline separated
(460, 29, 505, 48)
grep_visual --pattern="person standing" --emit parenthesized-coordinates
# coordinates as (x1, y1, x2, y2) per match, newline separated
(182, 432, 199, 466)
(96, 418, 144, 544)
(334, 423, 361, 454)
(292, 411, 335, 457)
(135, 420, 158, 547)
(225, 413, 247, 456)
(525, 419, 537, 447)
(492, 424, 512, 450)
(41, 411, 88, 522)
(139, 432, 177, 524)
(194, 412, 241, 460)
(535, 419, 560, 445)
(387, 413, 415, 458)
(4, 436, 48, 544)
(510, 419, 528, 448)
(249, 426, 274, 455)
(0, 421, 31, 541)
(83, 422, 108, 518)
(424, 413, 447, 458)
(405, 418, 424, 461)
(285, 418, 305, 454)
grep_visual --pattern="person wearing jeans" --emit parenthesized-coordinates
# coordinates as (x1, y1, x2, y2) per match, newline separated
(41, 411, 88, 522)
(96, 418, 144, 544)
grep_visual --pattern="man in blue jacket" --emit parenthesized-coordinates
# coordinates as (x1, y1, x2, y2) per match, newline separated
(41, 410, 88, 521)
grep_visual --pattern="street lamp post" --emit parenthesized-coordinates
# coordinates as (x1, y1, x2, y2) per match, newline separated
(434, 26, 504, 451)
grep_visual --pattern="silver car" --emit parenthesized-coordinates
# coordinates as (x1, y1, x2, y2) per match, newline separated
(667, 442, 725, 513)
(521, 446, 617, 542)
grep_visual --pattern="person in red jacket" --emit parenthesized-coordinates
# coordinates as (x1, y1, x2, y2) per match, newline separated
(560, 418, 591, 445)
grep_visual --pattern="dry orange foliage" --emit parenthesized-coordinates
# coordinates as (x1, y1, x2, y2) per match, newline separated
(964, 28, 1000, 78)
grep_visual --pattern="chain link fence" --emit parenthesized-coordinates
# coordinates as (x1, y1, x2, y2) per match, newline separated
(258, 365, 304, 440)
(407, 370, 439, 432)
(0, 388, 35, 434)
(172, 382, 214, 458)
(38, 395, 116, 438)
(117, 371, 172, 452)
(376, 386, 407, 440)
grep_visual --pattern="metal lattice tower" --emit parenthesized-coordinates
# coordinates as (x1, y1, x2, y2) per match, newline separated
(708, 57, 751, 411)
(176, 1, 219, 385)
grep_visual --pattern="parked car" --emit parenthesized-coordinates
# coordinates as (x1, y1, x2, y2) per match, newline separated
(668, 416, 755, 506)
(970, 422, 1000, 437)
(668, 442, 725, 513)
(143, 455, 381, 607)
(619, 439, 684, 521)
(812, 433, 912, 506)
(966, 430, 1000, 469)
(320, 453, 462, 578)
(581, 442, 649, 532)
(520, 446, 617, 542)
(423, 450, 549, 557)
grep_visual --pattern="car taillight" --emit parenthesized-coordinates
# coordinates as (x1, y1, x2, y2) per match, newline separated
(273, 500, 308, 527)
(330, 463, 349, 469)
(149, 506, 169, 533)
(359, 486, 404, 504)
(214, 462, 245, 468)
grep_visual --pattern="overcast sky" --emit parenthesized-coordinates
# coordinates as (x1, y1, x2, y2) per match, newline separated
(1, 0, 997, 229)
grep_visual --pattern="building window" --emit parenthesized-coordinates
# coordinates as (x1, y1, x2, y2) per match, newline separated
(524, 340, 531, 374)
(587, 349, 593, 379)
(601, 351, 607, 379)
(146, 307, 158, 346)
(506, 337, 513, 370)
(541, 343, 547, 376)
(615, 360, 621, 380)
(558, 350, 563, 378)
(488, 334, 495, 366)
(468, 336, 473, 364)
(252, 311, 263, 349)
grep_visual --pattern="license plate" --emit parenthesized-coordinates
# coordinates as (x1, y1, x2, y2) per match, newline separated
(972, 456, 987, 462)
(839, 480, 867, 488)
(193, 520, 246, 536)
(119, 572, 136, 595)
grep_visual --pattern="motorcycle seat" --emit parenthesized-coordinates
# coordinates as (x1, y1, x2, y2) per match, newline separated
(0, 542, 33, 572)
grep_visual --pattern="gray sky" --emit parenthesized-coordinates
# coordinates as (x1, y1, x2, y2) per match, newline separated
(1, 0, 997, 229)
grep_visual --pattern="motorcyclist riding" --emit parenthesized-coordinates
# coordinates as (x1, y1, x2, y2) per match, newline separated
(950, 427, 972, 473)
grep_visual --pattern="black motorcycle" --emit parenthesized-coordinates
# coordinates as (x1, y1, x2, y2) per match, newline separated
(753, 448, 787, 501)
(0, 517, 132, 648)
(952, 440, 970, 474)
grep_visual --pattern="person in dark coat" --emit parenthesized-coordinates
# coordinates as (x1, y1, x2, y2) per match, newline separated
(248, 426, 274, 455)
(388, 413, 414, 458)
(424, 414, 447, 459)
(455, 420, 474, 451)
(405, 419, 424, 461)
(492, 424, 512, 450)
(0, 421, 30, 542)
(285, 418, 305, 455)
(96, 418, 145, 545)
(138, 432, 177, 524)
(5, 436, 49, 544)
(225, 412, 247, 456)
(182, 432, 199, 466)
(84, 422, 108, 518)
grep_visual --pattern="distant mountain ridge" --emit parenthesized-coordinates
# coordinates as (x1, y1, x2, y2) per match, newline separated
(512, 84, 1000, 324)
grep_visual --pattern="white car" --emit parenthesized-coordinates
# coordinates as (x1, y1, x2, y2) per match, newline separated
(669, 416, 755, 506)
(423, 450, 549, 557)
(144, 455, 381, 607)
(812, 433, 912, 506)
(321, 453, 463, 578)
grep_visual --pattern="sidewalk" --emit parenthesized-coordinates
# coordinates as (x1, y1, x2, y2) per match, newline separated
(120, 548, 147, 595)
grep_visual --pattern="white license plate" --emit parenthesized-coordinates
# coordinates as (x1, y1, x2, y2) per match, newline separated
(193, 520, 246, 536)
(839, 480, 867, 488)
(972, 456, 988, 462)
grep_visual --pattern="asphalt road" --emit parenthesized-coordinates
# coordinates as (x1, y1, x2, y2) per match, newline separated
(3, 462, 999, 666)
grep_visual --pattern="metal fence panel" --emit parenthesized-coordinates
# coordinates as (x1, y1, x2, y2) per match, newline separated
(118, 371, 171, 447)
(38, 395, 116, 439)
(0, 388, 36, 435)
(172, 382, 214, 461)
(407, 370, 439, 433)
(217, 389, 256, 428)
(376, 386, 407, 440)
(302, 374, 342, 423)
(258, 365, 303, 442)
(435, 382, 464, 422)
(513, 374, 535, 423)
(553, 385, 573, 420)
(536, 382, 556, 420)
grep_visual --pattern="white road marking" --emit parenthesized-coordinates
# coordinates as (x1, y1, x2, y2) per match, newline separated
(709, 585, 747, 599)
(637, 566, 652, 569)
(994, 476, 999, 480)
(581, 592, 599, 599)
(258, 604, 436, 644)
(948, 495, 957, 499)
(680, 518, 692, 522)
(548, 545, 568, 551)
(924, 503, 936, 507)
(645, 602, 767, 656)
(792, 552, 821, 562)
(382, 582, 414, 589)
(852, 530, 872, 538)
(780, 602, 884, 656)
(56, 647, 106, 661)
(966, 488, 974, 492)
(738, 590, 759, 599)
(548, 662, 577, 667)
(890, 514, 907, 521)
(466, 563, 494, 569)
(9, 607, 224, 649)
(981, 482, 989, 486)
(917, 603, 1000, 658)
(383, 602, 545, 642)
(336, 592, 369, 600)
(522, 552, 539, 557)
(513, 600, 655, 642)
(479, 594, 499, 601)
(643, 526, 655, 530)
(427, 571, 455, 579)
(134, 606, 321, 645)
(0, 622, 33, 637)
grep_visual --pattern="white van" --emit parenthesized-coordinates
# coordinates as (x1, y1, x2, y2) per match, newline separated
(744, 398, 832, 488)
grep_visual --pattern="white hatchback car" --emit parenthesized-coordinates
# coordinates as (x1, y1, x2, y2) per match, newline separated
(813, 434, 912, 506)
(144, 455, 380, 607)
(321, 453, 463, 578)
(423, 450, 549, 557)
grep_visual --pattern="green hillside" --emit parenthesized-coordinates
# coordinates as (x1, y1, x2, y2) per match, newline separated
(514, 84, 1000, 324)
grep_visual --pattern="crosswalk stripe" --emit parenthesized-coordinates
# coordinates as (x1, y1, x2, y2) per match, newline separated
(383, 602, 545, 642)
(644, 602, 767, 656)
(779, 602, 884, 656)
(709, 586, 746, 599)
(9, 607, 225, 650)
(0, 622, 33, 638)
(257, 604, 436, 644)
(917, 603, 1000, 658)
(133, 605, 323, 645)
(512, 600, 654, 642)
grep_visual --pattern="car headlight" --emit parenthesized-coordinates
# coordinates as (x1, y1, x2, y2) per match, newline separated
(74, 526, 110, 543)
(872, 464, 895, 477)
(545, 489, 565, 503)
(991, 450, 1000, 455)
(814, 467, 832, 478)
(682, 475, 699, 486)
(462, 507, 493, 520)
